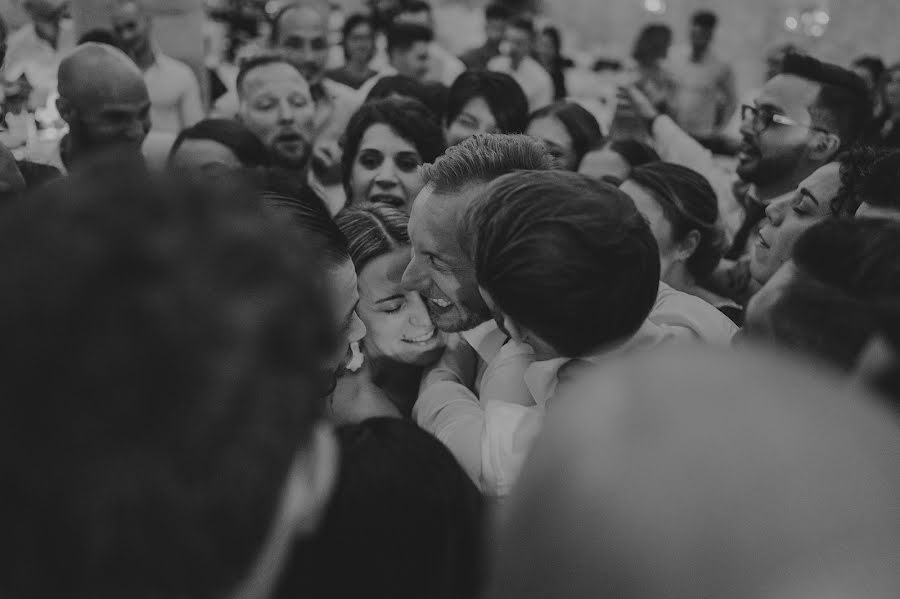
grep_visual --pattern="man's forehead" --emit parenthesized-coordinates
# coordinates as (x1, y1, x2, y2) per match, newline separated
(758, 74, 820, 113)
(242, 65, 309, 95)
(411, 184, 483, 244)
(278, 6, 327, 37)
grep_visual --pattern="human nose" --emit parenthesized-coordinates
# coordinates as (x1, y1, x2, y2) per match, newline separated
(374, 160, 399, 187)
(406, 292, 433, 327)
(277, 99, 294, 124)
(765, 195, 789, 226)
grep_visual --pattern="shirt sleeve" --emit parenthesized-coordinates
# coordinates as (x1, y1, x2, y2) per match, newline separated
(651, 115, 743, 242)
(178, 67, 205, 129)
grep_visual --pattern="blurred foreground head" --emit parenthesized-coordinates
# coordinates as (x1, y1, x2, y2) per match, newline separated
(488, 347, 900, 599)
(0, 167, 339, 599)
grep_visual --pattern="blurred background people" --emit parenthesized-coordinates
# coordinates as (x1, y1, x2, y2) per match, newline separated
(534, 25, 573, 101)
(459, 3, 510, 71)
(326, 12, 378, 90)
(488, 16, 553, 112)
(526, 100, 604, 170)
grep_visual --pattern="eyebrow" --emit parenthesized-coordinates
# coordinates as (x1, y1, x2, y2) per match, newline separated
(799, 188, 820, 205)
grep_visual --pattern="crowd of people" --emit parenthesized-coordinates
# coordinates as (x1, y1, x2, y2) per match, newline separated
(1, 0, 899, 598)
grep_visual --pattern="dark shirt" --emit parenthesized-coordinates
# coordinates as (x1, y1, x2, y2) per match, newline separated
(459, 43, 499, 71)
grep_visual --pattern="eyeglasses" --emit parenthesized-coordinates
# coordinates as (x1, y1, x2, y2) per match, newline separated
(741, 105, 830, 134)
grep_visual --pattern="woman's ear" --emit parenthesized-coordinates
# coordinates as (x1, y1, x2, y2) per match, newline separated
(675, 229, 701, 263)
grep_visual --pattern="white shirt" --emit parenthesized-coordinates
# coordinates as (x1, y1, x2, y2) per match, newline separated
(3, 21, 75, 109)
(143, 52, 204, 134)
(488, 54, 554, 112)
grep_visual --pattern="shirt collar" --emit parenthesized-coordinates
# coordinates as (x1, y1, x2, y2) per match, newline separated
(461, 320, 508, 364)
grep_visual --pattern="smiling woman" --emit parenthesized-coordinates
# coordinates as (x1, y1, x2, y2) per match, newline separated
(341, 97, 447, 213)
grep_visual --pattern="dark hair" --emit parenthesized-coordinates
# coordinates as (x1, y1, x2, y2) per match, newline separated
(259, 189, 350, 266)
(749, 219, 900, 371)
(274, 418, 485, 599)
(236, 53, 303, 97)
(528, 101, 604, 169)
(341, 97, 447, 199)
(627, 162, 725, 280)
(398, 0, 431, 15)
(422, 133, 558, 195)
(878, 62, 900, 109)
(608, 139, 661, 168)
(169, 118, 270, 168)
(341, 13, 375, 59)
(0, 167, 332, 598)
(859, 148, 900, 209)
(485, 2, 511, 21)
(632, 24, 672, 66)
(335, 203, 409, 271)
(691, 10, 718, 29)
(77, 28, 119, 48)
(852, 55, 886, 85)
(464, 171, 660, 357)
(541, 25, 562, 55)
(386, 22, 433, 56)
(507, 15, 534, 36)
(781, 53, 871, 150)
(446, 70, 529, 134)
(366, 75, 448, 119)
(833, 146, 896, 216)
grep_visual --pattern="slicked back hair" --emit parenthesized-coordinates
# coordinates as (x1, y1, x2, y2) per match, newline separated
(463, 170, 660, 358)
(421, 134, 557, 196)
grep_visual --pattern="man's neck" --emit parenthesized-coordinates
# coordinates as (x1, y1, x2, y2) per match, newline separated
(132, 44, 156, 71)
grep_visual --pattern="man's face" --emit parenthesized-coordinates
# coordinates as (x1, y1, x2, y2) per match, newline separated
(112, 2, 150, 55)
(274, 7, 330, 86)
(504, 26, 531, 63)
(689, 24, 712, 54)
(392, 41, 430, 81)
(485, 17, 507, 46)
(750, 162, 840, 285)
(71, 83, 151, 151)
(737, 74, 821, 187)
(239, 63, 316, 169)
(401, 186, 491, 333)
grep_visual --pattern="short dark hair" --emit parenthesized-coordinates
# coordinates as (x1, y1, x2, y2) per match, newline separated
(608, 139, 661, 168)
(485, 2, 511, 21)
(341, 12, 375, 58)
(833, 146, 895, 216)
(528, 101, 605, 168)
(335, 203, 409, 271)
(422, 133, 558, 195)
(259, 188, 350, 267)
(274, 418, 485, 599)
(859, 149, 900, 209)
(627, 162, 725, 280)
(781, 53, 871, 150)
(386, 22, 433, 56)
(632, 24, 672, 66)
(446, 70, 529, 134)
(852, 55, 886, 84)
(507, 15, 534, 36)
(0, 168, 332, 598)
(398, 0, 431, 15)
(691, 10, 718, 29)
(341, 97, 447, 199)
(77, 28, 120, 48)
(464, 171, 660, 357)
(365, 75, 449, 119)
(170, 118, 271, 168)
(236, 53, 304, 98)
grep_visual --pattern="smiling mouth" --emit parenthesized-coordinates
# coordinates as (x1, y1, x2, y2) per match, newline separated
(426, 296, 452, 311)
(402, 328, 438, 344)
(368, 194, 406, 207)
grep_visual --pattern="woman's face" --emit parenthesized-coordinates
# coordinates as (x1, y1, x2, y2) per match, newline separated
(357, 247, 444, 365)
(527, 115, 577, 170)
(350, 123, 425, 212)
(445, 96, 499, 147)
(345, 22, 375, 64)
(750, 162, 840, 285)
(620, 180, 678, 278)
(324, 258, 367, 375)
(884, 68, 900, 111)
(535, 32, 556, 64)
(170, 138, 243, 176)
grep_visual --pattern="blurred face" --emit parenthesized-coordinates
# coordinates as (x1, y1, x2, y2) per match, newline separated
(170, 138, 243, 177)
(402, 186, 491, 333)
(357, 247, 445, 366)
(485, 17, 506, 46)
(392, 41, 430, 81)
(70, 84, 152, 151)
(112, 2, 150, 55)
(275, 7, 330, 86)
(527, 115, 577, 170)
(239, 63, 315, 169)
(504, 26, 532, 64)
(750, 162, 840, 284)
(737, 74, 820, 186)
(345, 22, 375, 64)
(689, 24, 713, 54)
(621, 180, 678, 278)
(883, 68, 900, 112)
(350, 123, 425, 212)
(324, 259, 367, 375)
(446, 96, 499, 146)
(535, 32, 555, 64)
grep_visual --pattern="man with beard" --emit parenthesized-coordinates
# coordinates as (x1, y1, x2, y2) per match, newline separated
(622, 53, 869, 253)
(54, 43, 152, 172)
(111, 0, 203, 135)
(237, 54, 316, 171)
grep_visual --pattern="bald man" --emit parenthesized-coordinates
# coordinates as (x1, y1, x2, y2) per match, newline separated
(489, 347, 900, 599)
(112, 0, 203, 134)
(55, 43, 151, 171)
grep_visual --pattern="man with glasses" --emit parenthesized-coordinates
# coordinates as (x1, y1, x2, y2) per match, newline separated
(621, 53, 869, 255)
